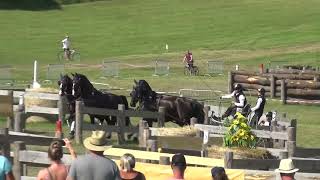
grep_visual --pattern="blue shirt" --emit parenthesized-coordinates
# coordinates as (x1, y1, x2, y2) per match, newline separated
(0, 156, 12, 180)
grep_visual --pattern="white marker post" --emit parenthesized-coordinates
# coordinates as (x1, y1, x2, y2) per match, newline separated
(165, 44, 168, 52)
(32, 60, 41, 89)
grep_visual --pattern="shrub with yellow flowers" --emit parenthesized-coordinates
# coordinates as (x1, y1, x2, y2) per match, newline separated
(223, 112, 257, 148)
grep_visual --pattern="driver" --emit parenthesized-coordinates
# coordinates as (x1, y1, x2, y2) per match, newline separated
(213, 84, 247, 120)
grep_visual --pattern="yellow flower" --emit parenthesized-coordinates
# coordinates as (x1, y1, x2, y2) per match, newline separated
(240, 123, 247, 128)
(233, 120, 239, 125)
(239, 130, 245, 137)
(250, 135, 255, 140)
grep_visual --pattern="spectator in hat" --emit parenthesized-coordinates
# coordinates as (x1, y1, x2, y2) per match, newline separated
(0, 155, 14, 180)
(119, 153, 146, 180)
(67, 131, 121, 180)
(168, 153, 187, 180)
(275, 159, 299, 180)
(211, 167, 228, 180)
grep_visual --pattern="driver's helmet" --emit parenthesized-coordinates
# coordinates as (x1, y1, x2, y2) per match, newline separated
(65, 35, 69, 38)
(234, 83, 243, 92)
(258, 88, 266, 95)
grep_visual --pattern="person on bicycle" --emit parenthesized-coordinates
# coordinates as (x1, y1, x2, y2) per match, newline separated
(183, 50, 194, 70)
(249, 88, 266, 128)
(212, 84, 248, 120)
(61, 35, 71, 60)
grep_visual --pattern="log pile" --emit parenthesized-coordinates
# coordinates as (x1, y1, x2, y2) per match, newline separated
(229, 68, 320, 105)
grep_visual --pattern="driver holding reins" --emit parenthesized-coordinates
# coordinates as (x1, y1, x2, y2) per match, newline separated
(213, 84, 247, 120)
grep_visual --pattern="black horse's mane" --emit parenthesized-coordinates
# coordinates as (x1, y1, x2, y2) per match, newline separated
(73, 73, 101, 96)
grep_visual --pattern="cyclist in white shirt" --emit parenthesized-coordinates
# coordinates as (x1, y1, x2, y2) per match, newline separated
(62, 36, 71, 60)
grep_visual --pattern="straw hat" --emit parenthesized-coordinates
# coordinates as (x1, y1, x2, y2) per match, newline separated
(275, 159, 299, 173)
(83, 131, 112, 152)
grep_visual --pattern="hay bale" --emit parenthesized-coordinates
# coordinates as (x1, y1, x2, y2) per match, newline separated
(207, 146, 274, 159)
(24, 88, 58, 108)
(26, 116, 48, 123)
(154, 126, 197, 137)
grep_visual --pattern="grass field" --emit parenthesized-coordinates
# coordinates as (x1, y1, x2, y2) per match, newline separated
(0, 0, 320, 148)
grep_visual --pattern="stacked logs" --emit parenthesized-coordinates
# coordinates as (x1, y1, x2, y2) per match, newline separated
(228, 69, 320, 105)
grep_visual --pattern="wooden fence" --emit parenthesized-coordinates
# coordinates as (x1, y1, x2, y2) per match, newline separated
(194, 118, 297, 158)
(228, 70, 320, 105)
(74, 100, 165, 144)
(0, 89, 66, 132)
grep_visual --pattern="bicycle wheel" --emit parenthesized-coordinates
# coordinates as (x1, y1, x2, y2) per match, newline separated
(57, 51, 65, 63)
(71, 52, 81, 62)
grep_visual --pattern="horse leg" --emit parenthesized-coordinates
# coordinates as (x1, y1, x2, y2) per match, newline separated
(176, 99, 188, 126)
(105, 116, 117, 139)
(89, 114, 95, 124)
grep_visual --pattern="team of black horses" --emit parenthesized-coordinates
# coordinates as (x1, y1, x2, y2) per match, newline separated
(58, 73, 205, 139)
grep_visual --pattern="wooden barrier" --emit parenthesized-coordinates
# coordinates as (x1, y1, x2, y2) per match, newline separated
(194, 120, 297, 158)
(0, 89, 66, 132)
(75, 100, 165, 144)
(229, 71, 320, 105)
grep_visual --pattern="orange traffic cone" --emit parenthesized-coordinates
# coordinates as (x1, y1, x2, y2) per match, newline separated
(55, 119, 63, 139)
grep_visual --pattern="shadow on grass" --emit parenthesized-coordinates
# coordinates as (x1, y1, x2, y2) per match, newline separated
(0, 0, 61, 11)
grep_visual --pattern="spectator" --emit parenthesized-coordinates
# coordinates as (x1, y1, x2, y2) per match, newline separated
(67, 131, 121, 180)
(168, 153, 187, 180)
(0, 155, 14, 180)
(119, 153, 146, 180)
(211, 167, 228, 180)
(275, 159, 299, 180)
(37, 138, 76, 180)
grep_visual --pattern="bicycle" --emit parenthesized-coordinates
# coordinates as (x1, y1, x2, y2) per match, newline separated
(58, 49, 80, 62)
(184, 65, 199, 76)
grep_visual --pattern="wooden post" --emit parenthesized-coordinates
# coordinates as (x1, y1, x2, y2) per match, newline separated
(190, 117, 197, 126)
(158, 106, 165, 127)
(314, 76, 319, 82)
(147, 139, 158, 163)
(139, 120, 148, 147)
(14, 108, 25, 132)
(1, 128, 10, 159)
(281, 80, 287, 104)
(58, 95, 65, 122)
(270, 75, 276, 98)
(224, 151, 233, 169)
(75, 101, 84, 144)
(13, 141, 26, 180)
(287, 127, 296, 157)
(140, 127, 151, 148)
(271, 120, 277, 132)
(117, 104, 126, 145)
(279, 151, 288, 159)
(279, 125, 286, 148)
(203, 106, 210, 125)
(159, 156, 170, 165)
(6, 90, 14, 130)
(290, 119, 297, 128)
(228, 72, 234, 93)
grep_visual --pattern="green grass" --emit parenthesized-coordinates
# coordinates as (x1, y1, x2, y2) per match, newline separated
(0, 0, 320, 149)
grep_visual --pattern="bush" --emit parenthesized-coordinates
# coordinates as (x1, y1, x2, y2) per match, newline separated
(223, 112, 257, 148)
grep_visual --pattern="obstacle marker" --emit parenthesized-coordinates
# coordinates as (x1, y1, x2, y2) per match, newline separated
(32, 60, 41, 89)
(154, 60, 169, 76)
(102, 60, 119, 77)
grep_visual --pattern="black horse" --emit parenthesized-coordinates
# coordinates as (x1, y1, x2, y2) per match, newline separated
(71, 73, 131, 128)
(130, 80, 204, 127)
(58, 74, 109, 138)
